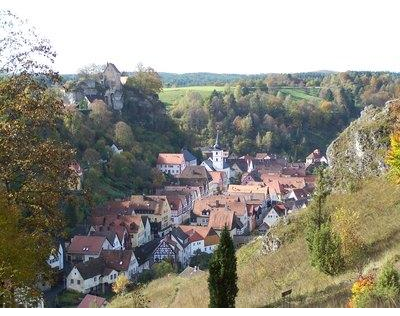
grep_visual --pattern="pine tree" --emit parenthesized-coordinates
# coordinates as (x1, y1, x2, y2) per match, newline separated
(208, 226, 238, 308)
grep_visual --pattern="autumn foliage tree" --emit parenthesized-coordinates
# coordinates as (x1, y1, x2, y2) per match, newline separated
(0, 75, 75, 306)
(112, 274, 130, 295)
(0, 10, 75, 306)
(333, 207, 367, 273)
(126, 63, 163, 95)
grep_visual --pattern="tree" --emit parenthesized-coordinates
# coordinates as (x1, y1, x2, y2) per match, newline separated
(83, 148, 101, 165)
(153, 260, 174, 279)
(0, 10, 55, 74)
(189, 249, 213, 270)
(126, 63, 163, 95)
(89, 99, 112, 128)
(0, 75, 75, 305)
(386, 132, 400, 184)
(112, 275, 130, 295)
(114, 121, 135, 150)
(309, 222, 344, 276)
(306, 169, 344, 275)
(261, 131, 273, 152)
(77, 63, 106, 81)
(333, 207, 367, 272)
(208, 226, 238, 308)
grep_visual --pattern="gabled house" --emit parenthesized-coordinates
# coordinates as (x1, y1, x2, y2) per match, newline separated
(89, 230, 123, 250)
(285, 188, 309, 201)
(156, 153, 187, 175)
(100, 250, 138, 280)
(181, 149, 198, 166)
(178, 225, 219, 256)
(66, 249, 138, 294)
(129, 195, 172, 237)
(175, 166, 212, 196)
(133, 239, 160, 273)
(66, 257, 117, 294)
(90, 214, 152, 249)
(208, 171, 227, 194)
(165, 194, 188, 225)
(305, 149, 328, 166)
(208, 209, 243, 237)
(192, 195, 249, 233)
(152, 236, 180, 265)
(264, 203, 288, 227)
(67, 236, 112, 263)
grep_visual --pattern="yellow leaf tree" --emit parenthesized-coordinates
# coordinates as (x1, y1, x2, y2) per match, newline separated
(386, 132, 400, 184)
(333, 207, 366, 273)
(112, 275, 130, 295)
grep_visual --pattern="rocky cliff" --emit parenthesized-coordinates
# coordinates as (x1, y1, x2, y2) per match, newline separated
(326, 100, 397, 190)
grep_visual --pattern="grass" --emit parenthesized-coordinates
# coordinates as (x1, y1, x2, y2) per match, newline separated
(159, 86, 226, 106)
(110, 176, 400, 308)
(279, 87, 322, 102)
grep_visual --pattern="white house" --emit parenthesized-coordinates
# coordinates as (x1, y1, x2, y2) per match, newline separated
(111, 144, 123, 154)
(47, 243, 64, 270)
(305, 149, 328, 166)
(156, 153, 187, 175)
(66, 250, 138, 294)
(263, 203, 287, 227)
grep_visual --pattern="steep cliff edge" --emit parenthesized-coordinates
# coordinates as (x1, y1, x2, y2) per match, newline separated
(326, 101, 397, 190)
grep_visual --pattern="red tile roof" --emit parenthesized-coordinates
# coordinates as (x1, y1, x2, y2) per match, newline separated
(68, 236, 106, 255)
(77, 294, 107, 308)
(157, 153, 185, 165)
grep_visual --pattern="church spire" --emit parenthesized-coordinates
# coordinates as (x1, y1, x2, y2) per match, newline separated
(213, 130, 221, 150)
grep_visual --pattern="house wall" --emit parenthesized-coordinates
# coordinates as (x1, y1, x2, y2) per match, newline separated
(264, 209, 281, 227)
(157, 163, 186, 175)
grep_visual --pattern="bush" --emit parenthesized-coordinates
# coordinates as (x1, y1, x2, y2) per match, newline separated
(375, 261, 400, 299)
(55, 290, 84, 307)
(310, 223, 344, 276)
(153, 260, 174, 279)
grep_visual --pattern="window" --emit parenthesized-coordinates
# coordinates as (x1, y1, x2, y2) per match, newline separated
(77, 280, 81, 285)
(70, 279, 74, 284)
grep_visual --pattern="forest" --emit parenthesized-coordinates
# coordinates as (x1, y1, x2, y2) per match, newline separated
(169, 71, 400, 160)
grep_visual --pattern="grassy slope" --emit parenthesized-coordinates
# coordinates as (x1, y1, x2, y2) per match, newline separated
(159, 86, 225, 106)
(109, 177, 400, 307)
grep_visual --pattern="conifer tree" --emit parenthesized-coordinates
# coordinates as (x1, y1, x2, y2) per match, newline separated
(208, 226, 238, 308)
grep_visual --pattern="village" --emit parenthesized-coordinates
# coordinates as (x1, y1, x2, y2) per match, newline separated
(45, 125, 327, 307)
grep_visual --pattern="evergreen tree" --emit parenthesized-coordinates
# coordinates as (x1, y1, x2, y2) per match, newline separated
(208, 226, 238, 308)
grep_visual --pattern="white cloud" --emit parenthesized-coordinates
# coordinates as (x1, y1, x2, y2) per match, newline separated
(2, 0, 399, 73)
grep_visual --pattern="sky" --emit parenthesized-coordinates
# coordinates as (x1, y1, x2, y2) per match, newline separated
(2, 0, 400, 74)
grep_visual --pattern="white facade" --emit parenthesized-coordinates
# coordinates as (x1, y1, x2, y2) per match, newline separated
(264, 208, 284, 227)
(47, 244, 64, 270)
(157, 162, 186, 175)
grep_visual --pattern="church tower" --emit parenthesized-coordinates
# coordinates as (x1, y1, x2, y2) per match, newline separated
(211, 131, 224, 170)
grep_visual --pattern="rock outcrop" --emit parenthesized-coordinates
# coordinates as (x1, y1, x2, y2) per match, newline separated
(326, 100, 397, 190)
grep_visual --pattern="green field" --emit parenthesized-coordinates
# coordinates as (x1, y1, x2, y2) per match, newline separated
(279, 87, 322, 102)
(159, 86, 225, 106)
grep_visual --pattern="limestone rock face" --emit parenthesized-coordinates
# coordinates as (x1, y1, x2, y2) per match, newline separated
(326, 101, 395, 190)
